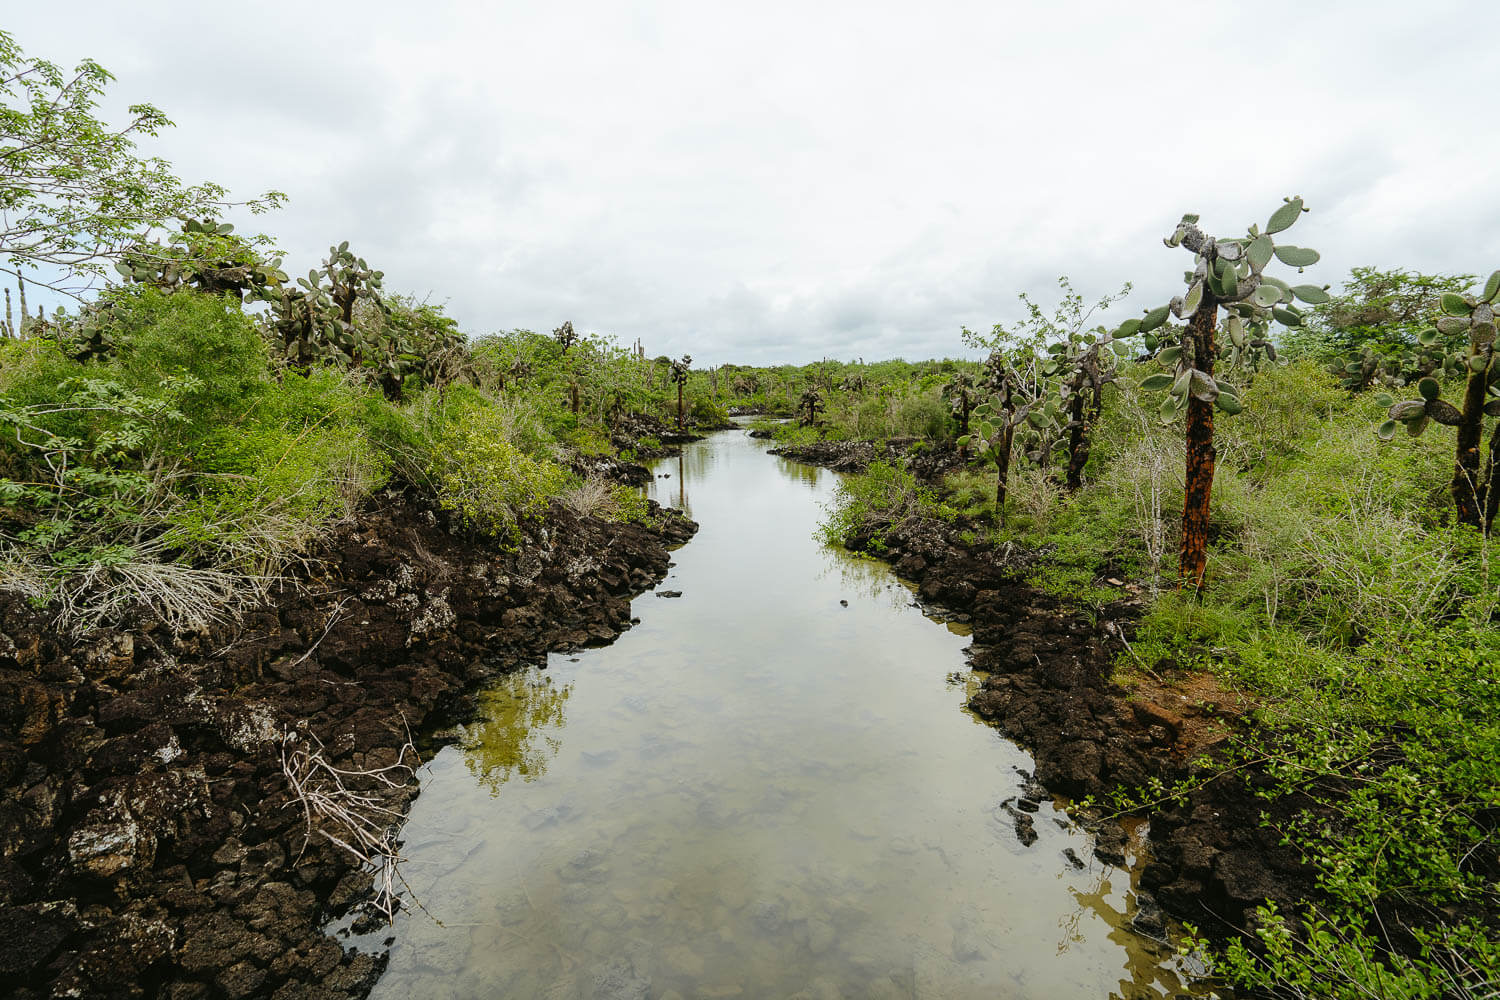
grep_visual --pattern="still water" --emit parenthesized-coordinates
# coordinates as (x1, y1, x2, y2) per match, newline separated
(365, 428, 1207, 999)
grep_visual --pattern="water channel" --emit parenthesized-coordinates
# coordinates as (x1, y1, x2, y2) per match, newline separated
(363, 427, 1209, 999)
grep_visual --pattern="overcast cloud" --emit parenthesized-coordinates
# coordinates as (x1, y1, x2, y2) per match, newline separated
(8, 1, 1500, 365)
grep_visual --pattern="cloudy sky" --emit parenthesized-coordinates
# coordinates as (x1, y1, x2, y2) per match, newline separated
(8, 1, 1499, 365)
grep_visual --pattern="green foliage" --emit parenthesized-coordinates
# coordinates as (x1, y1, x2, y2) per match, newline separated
(428, 390, 576, 545)
(1285, 266, 1476, 373)
(0, 29, 283, 293)
(1137, 197, 1325, 421)
(818, 460, 955, 549)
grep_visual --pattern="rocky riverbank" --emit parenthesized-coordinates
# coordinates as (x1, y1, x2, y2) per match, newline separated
(768, 437, 963, 481)
(836, 508, 1319, 955)
(0, 491, 695, 1000)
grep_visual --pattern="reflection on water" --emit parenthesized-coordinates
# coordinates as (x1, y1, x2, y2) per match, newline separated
(366, 427, 1216, 1000)
(458, 672, 573, 794)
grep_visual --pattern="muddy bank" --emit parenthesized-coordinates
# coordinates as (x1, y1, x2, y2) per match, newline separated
(838, 510, 1318, 948)
(0, 492, 695, 1000)
(768, 437, 963, 480)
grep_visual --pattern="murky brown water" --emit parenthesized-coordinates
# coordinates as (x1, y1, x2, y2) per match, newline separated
(362, 428, 1212, 999)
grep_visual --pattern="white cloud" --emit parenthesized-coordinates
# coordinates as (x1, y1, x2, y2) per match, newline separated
(9, 0, 1499, 363)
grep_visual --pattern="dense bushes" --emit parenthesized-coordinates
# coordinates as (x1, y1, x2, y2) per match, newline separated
(0, 288, 663, 628)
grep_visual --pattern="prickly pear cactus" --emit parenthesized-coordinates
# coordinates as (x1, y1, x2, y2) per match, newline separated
(838, 372, 866, 393)
(116, 218, 289, 303)
(1135, 198, 1324, 588)
(1134, 197, 1326, 421)
(1375, 270, 1500, 530)
(554, 321, 578, 354)
(670, 355, 692, 386)
(798, 386, 823, 426)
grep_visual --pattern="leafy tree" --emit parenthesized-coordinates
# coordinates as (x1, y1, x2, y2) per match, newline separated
(1138, 198, 1326, 590)
(961, 276, 1130, 371)
(958, 352, 1049, 524)
(1038, 323, 1137, 490)
(1376, 272, 1500, 531)
(1285, 266, 1475, 372)
(0, 30, 283, 293)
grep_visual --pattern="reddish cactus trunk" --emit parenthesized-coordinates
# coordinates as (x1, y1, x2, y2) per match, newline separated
(1180, 307, 1218, 592)
(677, 383, 685, 429)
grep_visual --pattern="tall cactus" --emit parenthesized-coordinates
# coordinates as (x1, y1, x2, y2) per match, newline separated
(798, 386, 823, 427)
(1376, 271, 1500, 531)
(942, 371, 979, 459)
(670, 354, 692, 428)
(1138, 197, 1325, 589)
(554, 321, 580, 413)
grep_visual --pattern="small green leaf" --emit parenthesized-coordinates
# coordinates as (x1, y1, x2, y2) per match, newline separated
(1373, 392, 1394, 407)
(1266, 197, 1304, 235)
(1247, 235, 1274, 272)
(1140, 304, 1170, 332)
(1483, 270, 1500, 304)
(1273, 245, 1320, 268)
(1182, 280, 1204, 316)
(1140, 373, 1174, 391)
(1252, 284, 1282, 308)
(1441, 292, 1473, 316)
(1158, 346, 1183, 367)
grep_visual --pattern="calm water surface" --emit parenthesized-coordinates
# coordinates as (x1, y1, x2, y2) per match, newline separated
(364, 428, 1209, 999)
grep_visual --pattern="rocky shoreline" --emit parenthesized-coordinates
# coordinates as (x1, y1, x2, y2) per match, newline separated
(768, 438, 963, 481)
(0, 490, 696, 1000)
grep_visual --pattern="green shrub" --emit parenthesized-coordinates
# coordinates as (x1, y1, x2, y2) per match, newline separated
(430, 395, 575, 544)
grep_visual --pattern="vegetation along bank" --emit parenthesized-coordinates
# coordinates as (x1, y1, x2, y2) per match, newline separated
(1, 24, 1497, 999)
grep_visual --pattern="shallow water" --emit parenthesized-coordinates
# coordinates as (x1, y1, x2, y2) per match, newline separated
(364, 428, 1209, 999)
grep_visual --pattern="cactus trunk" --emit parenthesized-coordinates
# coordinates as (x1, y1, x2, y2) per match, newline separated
(1180, 306, 1218, 592)
(959, 398, 970, 461)
(1483, 423, 1500, 535)
(1452, 365, 1489, 529)
(677, 383, 684, 429)
(994, 423, 1014, 526)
